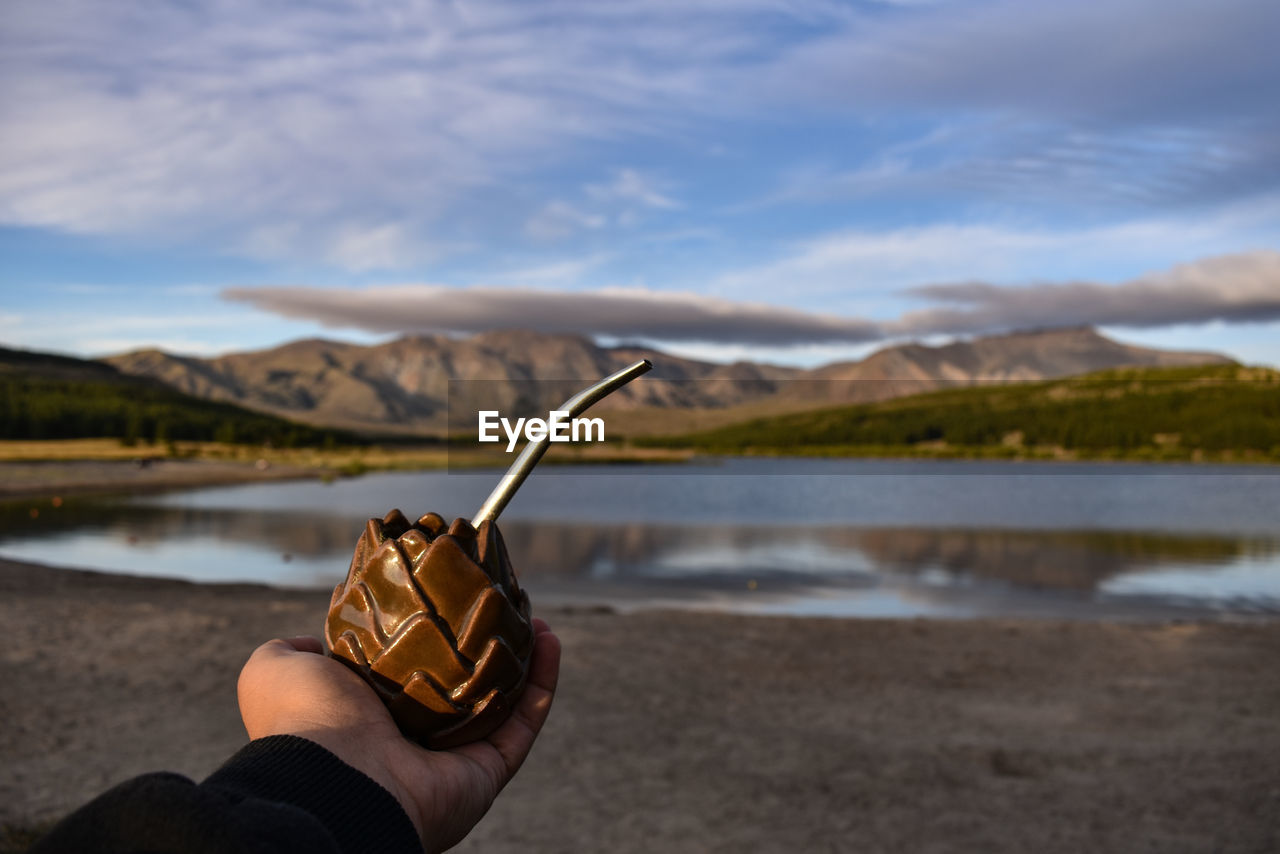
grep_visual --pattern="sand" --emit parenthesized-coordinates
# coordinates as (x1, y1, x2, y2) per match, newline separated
(2, 556, 1278, 853)
(0, 459, 319, 501)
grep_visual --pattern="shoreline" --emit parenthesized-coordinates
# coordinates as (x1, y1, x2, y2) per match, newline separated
(0, 458, 325, 502)
(4, 445, 1278, 504)
(3, 557, 1278, 852)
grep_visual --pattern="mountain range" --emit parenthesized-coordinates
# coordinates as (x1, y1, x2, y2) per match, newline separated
(103, 327, 1232, 437)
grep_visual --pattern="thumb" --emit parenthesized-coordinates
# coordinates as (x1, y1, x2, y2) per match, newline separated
(280, 635, 326, 655)
(238, 637, 321, 715)
(242, 636, 325, 669)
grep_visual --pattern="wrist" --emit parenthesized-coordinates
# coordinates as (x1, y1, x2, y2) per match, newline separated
(285, 727, 428, 843)
(204, 735, 422, 854)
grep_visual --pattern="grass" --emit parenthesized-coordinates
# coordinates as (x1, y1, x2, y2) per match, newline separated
(0, 437, 691, 471)
(8, 364, 1275, 471)
(638, 364, 1280, 464)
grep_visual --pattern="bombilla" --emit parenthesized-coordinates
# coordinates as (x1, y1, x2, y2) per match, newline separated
(472, 359, 652, 525)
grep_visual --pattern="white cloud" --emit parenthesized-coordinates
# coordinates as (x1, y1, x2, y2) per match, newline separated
(0, 0, 1274, 272)
(5, 0, 1269, 263)
(587, 169, 681, 209)
(0, 0, 769, 266)
(485, 254, 614, 287)
(767, 0, 1279, 123)
(526, 169, 681, 240)
(714, 199, 1280, 299)
(0, 308, 295, 357)
(324, 223, 423, 272)
(524, 201, 608, 240)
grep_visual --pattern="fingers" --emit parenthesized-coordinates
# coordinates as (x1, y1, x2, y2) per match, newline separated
(238, 637, 326, 733)
(247, 636, 324, 664)
(525, 626, 561, 700)
(283, 635, 326, 654)
(475, 627, 561, 780)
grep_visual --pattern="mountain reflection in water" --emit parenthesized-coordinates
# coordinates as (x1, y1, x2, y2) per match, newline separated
(2, 482, 1277, 619)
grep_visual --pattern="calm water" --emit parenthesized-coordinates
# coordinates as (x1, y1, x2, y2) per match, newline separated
(2, 458, 1278, 619)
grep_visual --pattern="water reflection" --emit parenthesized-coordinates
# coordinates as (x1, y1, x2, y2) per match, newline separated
(2, 492, 1277, 618)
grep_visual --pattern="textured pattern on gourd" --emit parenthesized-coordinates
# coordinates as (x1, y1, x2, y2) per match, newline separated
(324, 509, 534, 749)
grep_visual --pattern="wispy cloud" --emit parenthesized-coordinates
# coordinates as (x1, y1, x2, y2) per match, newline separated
(0, 1, 778, 266)
(524, 202, 608, 241)
(0, 309, 287, 357)
(747, 0, 1280, 213)
(714, 199, 1280, 298)
(526, 169, 680, 240)
(3, 0, 1274, 271)
(587, 169, 681, 210)
(754, 122, 1278, 214)
(769, 0, 1279, 123)
(485, 253, 614, 287)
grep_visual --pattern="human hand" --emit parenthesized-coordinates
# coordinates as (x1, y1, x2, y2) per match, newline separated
(237, 619, 560, 852)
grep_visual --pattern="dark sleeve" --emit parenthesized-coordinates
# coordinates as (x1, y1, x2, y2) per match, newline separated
(30, 735, 422, 854)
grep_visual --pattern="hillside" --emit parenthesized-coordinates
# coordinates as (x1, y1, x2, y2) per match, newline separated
(0, 346, 357, 447)
(102, 328, 1232, 437)
(790, 327, 1231, 404)
(104, 332, 799, 435)
(639, 364, 1280, 463)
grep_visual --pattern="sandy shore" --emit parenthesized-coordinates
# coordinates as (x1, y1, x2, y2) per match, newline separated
(2, 557, 1277, 852)
(0, 458, 323, 501)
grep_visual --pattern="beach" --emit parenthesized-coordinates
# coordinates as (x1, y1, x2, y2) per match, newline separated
(2, 554, 1278, 853)
(0, 458, 321, 502)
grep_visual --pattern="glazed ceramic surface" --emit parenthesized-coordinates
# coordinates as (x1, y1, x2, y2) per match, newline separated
(325, 509, 534, 748)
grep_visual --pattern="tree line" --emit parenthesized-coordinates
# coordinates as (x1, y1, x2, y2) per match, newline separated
(0, 374, 351, 447)
(640, 365, 1280, 461)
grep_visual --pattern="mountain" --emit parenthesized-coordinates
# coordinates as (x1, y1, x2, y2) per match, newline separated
(790, 326, 1233, 405)
(103, 328, 1232, 437)
(103, 332, 805, 435)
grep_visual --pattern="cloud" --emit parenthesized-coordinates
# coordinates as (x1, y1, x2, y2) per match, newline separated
(770, 0, 1279, 124)
(484, 254, 613, 287)
(524, 201, 608, 241)
(526, 169, 679, 239)
(896, 251, 1280, 336)
(0, 308, 285, 357)
(749, 0, 1280, 213)
(755, 121, 1280, 214)
(587, 169, 680, 209)
(3, 0, 1274, 270)
(714, 199, 1280, 299)
(221, 284, 884, 346)
(223, 251, 1280, 346)
(0, 0, 784, 265)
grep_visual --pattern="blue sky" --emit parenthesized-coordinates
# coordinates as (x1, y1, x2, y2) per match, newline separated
(2, 0, 1278, 366)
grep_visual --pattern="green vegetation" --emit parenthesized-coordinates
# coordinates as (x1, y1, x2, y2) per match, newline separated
(639, 365, 1280, 463)
(0, 348, 355, 447)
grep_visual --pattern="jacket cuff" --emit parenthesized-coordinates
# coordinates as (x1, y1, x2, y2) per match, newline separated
(204, 735, 421, 854)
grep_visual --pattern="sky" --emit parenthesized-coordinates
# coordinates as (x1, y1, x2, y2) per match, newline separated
(2, 0, 1278, 368)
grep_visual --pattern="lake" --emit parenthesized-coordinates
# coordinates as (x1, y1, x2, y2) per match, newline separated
(2, 458, 1278, 619)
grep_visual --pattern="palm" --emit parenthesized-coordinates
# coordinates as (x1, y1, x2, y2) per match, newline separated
(238, 622, 560, 853)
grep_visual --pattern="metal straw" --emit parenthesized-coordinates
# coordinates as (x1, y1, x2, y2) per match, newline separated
(472, 359, 652, 525)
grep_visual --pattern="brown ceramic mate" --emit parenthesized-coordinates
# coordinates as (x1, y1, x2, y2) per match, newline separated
(324, 360, 651, 748)
(325, 510, 533, 748)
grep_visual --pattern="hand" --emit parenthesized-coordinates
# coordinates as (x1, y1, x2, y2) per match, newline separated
(237, 620, 561, 852)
